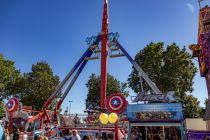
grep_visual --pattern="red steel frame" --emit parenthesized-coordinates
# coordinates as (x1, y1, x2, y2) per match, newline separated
(100, 0, 109, 110)
(99, 2, 120, 138)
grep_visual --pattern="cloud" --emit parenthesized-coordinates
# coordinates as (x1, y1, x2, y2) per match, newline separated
(186, 3, 195, 13)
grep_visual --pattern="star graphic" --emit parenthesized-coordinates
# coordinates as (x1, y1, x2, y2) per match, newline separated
(8, 102, 12, 107)
(112, 99, 119, 106)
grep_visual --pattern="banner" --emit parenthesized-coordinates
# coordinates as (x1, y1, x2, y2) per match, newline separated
(132, 91, 176, 103)
(126, 103, 183, 121)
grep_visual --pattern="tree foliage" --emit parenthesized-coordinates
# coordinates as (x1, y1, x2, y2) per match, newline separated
(20, 61, 59, 110)
(200, 98, 209, 117)
(0, 101, 5, 119)
(182, 95, 202, 118)
(85, 73, 128, 109)
(0, 54, 26, 100)
(128, 42, 202, 118)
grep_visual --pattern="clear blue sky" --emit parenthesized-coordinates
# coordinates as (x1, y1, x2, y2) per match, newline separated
(0, 0, 210, 114)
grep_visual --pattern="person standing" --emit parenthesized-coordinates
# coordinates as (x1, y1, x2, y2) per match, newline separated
(12, 128, 19, 140)
(101, 132, 107, 140)
(22, 132, 28, 140)
(72, 130, 80, 140)
(95, 133, 100, 140)
(61, 129, 73, 140)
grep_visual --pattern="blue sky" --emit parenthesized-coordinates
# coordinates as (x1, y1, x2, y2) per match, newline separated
(0, 0, 210, 114)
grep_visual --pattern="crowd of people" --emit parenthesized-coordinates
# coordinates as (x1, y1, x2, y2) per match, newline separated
(0, 126, 121, 140)
(0, 121, 117, 140)
(60, 129, 81, 140)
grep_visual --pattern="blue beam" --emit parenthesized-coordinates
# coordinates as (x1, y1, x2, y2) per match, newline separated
(116, 41, 162, 95)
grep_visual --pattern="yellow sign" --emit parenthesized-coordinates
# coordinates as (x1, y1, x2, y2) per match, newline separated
(99, 113, 118, 124)
(108, 113, 118, 124)
(99, 113, 109, 124)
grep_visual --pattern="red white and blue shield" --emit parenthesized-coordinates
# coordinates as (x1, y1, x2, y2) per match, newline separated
(106, 93, 127, 113)
(6, 97, 19, 113)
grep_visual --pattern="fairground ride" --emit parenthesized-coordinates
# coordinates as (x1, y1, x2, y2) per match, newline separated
(31, 0, 163, 127)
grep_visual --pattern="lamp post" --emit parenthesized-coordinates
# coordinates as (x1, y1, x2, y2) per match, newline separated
(64, 106, 68, 116)
(69, 100, 73, 116)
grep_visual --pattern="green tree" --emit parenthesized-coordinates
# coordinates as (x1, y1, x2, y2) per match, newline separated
(20, 61, 59, 110)
(182, 95, 202, 118)
(200, 98, 209, 117)
(0, 101, 5, 119)
(0, 54, 26, 100)
(85, 73, 128, 109)
(128, 42, 201, 118)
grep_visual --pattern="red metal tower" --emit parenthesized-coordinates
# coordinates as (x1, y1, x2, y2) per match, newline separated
(100, 0, 109, 110)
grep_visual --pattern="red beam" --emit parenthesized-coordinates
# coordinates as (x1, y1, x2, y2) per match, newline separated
(28, 112, 43, 123)
(100, 0, 109, 110)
